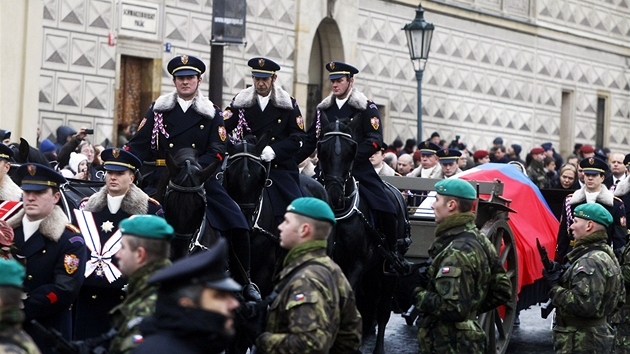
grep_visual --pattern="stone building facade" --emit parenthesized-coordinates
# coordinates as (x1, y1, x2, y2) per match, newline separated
(1, 0, 629, 157)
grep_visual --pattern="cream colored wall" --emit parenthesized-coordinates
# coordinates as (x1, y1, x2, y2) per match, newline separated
(0, 0, 42, 145)
(293, 0, 361, 109)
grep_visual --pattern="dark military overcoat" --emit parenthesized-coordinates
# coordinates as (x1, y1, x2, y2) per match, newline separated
(125, 90, 248, 232)
(9, 206, 87, 354)
(224, 85, 305, 218)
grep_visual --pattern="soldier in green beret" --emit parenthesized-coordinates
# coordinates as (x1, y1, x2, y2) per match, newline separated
(544, 203, 625, 353)
(415, 179, 511, 353)
(108, 215, 173, 354)
(253, 197, 362, 353)
(0, 258, 40, 354)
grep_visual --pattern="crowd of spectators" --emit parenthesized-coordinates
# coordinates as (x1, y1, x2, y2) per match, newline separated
(374, 131, 617, 193)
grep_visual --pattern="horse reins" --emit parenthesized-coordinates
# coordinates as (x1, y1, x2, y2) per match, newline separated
(318, 130, 357, 210)
(224, 143, 278, 243)
(164, 159, 208, 242)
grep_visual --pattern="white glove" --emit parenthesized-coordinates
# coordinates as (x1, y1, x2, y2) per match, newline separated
(261, 146, 276, 162)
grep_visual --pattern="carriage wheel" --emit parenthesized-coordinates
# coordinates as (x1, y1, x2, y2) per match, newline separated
(478, 218, 518, 354)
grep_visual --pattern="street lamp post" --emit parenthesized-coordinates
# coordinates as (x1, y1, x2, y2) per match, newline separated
(403, 4, 434, 143)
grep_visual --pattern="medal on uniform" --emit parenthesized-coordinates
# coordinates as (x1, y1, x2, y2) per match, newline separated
(101, 220, 114, 233)
(95, 261, 104, 278)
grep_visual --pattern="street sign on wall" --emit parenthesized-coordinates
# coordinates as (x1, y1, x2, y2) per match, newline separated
(118, 0, 160, 41)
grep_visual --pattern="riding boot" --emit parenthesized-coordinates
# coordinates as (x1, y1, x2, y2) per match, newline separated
(376, 212, 409, 274)
(229, 229, 262, 302)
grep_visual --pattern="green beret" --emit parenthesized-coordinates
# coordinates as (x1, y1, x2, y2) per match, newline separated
(119, 215, 174, 241)
(573, 203, 613, 227)
(435, 179, 476, 200)
(0, 258, 25, 288)
(286, 197, 336, 225)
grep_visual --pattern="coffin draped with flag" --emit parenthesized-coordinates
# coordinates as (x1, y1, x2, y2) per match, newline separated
(457, 163, 559, 309)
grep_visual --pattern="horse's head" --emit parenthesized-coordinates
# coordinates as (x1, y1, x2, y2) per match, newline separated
(161, 148, 219, 237)
(317, 112, 360, 210)
(8, 138, 51, 181)
(223, 132, 271, 221)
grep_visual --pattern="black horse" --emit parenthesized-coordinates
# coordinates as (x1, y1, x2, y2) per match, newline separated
(317, 114, 409, 354)
(223, 133, 330, 353)
(223, 133, 282, 299)
(154, 148, 221, 260)
(8, 138, 51, 179)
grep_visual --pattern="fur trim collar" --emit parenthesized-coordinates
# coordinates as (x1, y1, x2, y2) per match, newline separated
(230, 85, 293, 110)
(317, 88, 368, 111)
(0, 177, 22, 201)
(570, 185, 614, 207)
(7, 206, 68, 242)
(614, 177, 630, 197)
(153, 90, 216, 119)
(83, 184, 149, 215)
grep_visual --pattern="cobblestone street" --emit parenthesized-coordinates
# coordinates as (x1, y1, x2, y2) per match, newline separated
(360, 305, 554, 353)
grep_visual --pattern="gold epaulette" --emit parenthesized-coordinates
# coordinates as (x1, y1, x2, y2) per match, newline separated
(148, 197, 161, 206)
(614, 196, 623, 203)
(66, 224, 81, 233)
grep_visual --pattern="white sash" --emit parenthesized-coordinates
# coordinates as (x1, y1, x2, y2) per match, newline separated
(73, 209, 122, 283)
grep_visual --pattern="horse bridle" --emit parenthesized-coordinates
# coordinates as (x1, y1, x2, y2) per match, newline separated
(164, 159, 208, 247)
(223, 142, 277, 242)
(318, 130, 357, 208)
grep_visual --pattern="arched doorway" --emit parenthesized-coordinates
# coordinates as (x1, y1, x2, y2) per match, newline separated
(305, 19, 344, 128)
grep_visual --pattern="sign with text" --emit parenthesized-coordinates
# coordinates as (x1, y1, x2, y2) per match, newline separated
(120, 1, 159, 35)
(212, 0, 246, 44)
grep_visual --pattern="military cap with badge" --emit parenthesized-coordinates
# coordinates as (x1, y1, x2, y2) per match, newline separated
(418, 141, 441, 155)
(472, 150, 489, 160)
(0, 258, 25, 288)
(530, 147, 545, 155)
(0, 143, 14, 162)
(286, 197, 336, 225)
(248, 57, 281, 78)
(435, 179, 477, 200)
(148, 237, 241, 292)
(17, 163, 67, 191)
(167, 55, 206, 77)
(436, 149, 462, 164)
(101, 148, 142, 172)
(119, 215, 174, 241)
(579, 157, 608, 175)
(573, 203, 613, 227)
(326, 62, 359, 80)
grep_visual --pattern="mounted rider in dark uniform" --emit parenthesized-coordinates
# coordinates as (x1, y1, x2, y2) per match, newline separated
(223, 57, 305, 223)
(124, 55, 259, 301)
(295, 61, 402, 264)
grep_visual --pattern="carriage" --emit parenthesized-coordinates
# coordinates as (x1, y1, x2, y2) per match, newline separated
(381, 162, 559, 354)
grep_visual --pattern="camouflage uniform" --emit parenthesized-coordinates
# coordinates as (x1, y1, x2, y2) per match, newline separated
(550, 230, 625, 353)
(415, 212, 506, 353)
(611, 242, 630, 353)
(109, 259, 170, 354)
(527, 159, 547, 189)
(255, 239, 362, 354)
(0, 308, 40, 354)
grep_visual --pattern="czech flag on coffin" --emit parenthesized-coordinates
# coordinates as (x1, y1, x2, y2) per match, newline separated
(456, 163, 559, 295)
